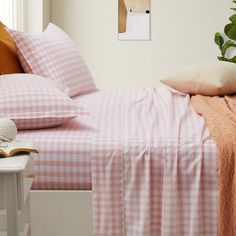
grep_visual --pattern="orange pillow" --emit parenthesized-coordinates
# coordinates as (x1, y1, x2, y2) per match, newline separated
(0, 22, 23, 74)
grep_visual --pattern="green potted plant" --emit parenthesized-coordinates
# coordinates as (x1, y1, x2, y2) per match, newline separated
(215, 0, 236, 63)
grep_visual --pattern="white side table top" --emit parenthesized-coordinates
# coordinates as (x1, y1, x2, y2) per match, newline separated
(0, 155, 30, 173)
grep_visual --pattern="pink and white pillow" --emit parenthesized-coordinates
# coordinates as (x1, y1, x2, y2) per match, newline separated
(0, 74, 81, 130)
(9, 23, 97, 97)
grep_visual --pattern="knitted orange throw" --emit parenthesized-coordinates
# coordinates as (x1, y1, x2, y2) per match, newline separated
(191, 94, 236, 236)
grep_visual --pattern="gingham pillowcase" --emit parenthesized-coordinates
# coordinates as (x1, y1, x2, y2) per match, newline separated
(0, 74, 81, 130)
(9, 23, 97, 97)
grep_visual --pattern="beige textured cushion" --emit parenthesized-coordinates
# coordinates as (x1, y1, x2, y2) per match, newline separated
(161, 61, 236, 96)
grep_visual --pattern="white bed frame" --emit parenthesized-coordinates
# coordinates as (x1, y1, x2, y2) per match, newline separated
(31, 191, 93, 236)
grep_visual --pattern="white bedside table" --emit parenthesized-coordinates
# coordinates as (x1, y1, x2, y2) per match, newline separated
(0, 154, 33, 236)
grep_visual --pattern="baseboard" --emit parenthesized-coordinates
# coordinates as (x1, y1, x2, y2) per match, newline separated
(30, 190, 93, 236)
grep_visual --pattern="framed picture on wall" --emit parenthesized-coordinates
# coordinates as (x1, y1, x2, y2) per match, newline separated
(118, 0, 151, 40)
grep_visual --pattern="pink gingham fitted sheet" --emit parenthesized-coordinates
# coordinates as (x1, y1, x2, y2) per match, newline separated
(17, 91, 100, 190)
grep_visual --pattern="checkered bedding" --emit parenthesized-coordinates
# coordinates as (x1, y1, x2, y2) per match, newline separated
(18, 88, 218, 235)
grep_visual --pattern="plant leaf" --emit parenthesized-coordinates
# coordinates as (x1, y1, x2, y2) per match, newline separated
(230, 14, 236, 23)
(214, 32, 224, 49)
(217, 56, 236, 63)
(225, 23, 236, 40)
(221, 40, 236, 56)
(217, 56, 228, 61)
(228, 55, 236, 63)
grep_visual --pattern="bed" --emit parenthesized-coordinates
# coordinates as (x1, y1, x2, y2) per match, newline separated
(2, 18, 235, 236)
(17, 87, 218, 236)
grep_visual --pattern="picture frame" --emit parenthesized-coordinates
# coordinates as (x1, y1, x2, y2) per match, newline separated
(118, 0, 151, 41)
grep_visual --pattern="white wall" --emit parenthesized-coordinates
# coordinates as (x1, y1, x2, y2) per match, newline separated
(26, 0, 50, 33)
(51, 0, 232, 89)
(42, 0, 51, 29)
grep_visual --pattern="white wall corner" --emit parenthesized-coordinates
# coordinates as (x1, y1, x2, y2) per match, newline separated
(42, 0, 51, 29)
(25, 0, 51, 33)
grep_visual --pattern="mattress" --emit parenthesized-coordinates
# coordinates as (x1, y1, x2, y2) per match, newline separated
(17, 88, 218, 192)
(18, 91, 99, 190)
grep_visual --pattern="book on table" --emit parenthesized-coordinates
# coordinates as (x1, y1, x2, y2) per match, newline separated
(0, 139, 38, 158)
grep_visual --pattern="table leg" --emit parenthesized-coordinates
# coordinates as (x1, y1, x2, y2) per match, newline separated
(0, 176, 5, 210)
(5, 173, 19, 236)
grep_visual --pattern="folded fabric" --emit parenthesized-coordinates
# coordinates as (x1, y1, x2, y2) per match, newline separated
(0, 74, 82, 129)
(9, 23, 97, 97)
(161, 61, 236, 96)
(191, 94, 236, 236)
(0, 22, 24, 74)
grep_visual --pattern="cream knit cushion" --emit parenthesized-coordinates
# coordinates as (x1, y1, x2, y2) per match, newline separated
(9, 23, 97, 97)
(0, 119, 17, 140)
(161, 61, 236, 96)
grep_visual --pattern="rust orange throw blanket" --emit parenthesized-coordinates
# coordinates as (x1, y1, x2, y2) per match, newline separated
(191, 94, 236, 236)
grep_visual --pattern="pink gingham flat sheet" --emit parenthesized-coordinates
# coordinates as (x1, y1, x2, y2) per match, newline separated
(18, 88, 217, 235)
